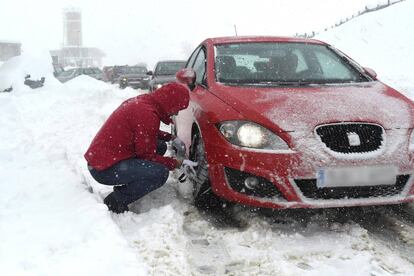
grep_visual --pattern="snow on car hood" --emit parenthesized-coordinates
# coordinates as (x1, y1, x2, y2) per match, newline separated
(119, 73, 147, 79)
(212, 81, 413, 132)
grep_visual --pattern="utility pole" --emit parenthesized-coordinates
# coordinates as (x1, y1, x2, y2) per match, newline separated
(234, 25, 238, 36)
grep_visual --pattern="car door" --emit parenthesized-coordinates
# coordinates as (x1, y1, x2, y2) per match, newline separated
(175, 45, 208, 154)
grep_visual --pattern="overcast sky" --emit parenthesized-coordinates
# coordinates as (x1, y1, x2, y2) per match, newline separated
(1, 0, 382, 68)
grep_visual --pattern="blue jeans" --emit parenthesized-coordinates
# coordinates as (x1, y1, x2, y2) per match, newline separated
(88, 140, 170, 206)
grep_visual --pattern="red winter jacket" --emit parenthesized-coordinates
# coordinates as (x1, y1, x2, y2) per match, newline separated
(84, 82, 189, 171)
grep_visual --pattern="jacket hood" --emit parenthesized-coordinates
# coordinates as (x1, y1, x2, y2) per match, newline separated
(211, 81, 414, 132)
(150, 82, 190, 124)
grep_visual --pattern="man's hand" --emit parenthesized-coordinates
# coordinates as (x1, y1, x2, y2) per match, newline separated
(172, 137, 186, 159)
(182, 160, 198, 167)
(176, 158, 184, 169)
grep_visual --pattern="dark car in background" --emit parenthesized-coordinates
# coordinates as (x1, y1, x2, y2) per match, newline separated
(148, 60, 186, 92)
(118, 66, 149, 89)
(109, 65, 128, 83)
(56, 67, 103, 83)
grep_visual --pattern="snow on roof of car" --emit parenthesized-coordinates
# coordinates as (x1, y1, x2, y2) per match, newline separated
(205, 36, 326, 45)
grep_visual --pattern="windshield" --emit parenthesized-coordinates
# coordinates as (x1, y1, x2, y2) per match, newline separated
(155, 62, 186, 75)
(214, 42, 368, 85)
(126, 66, 147, 74)
(113, 66, 127, 75)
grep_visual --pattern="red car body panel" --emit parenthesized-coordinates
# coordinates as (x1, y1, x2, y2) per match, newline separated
(175, 36, 414, 209)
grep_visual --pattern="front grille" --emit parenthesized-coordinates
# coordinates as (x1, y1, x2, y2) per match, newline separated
(315, 123, 383, 153)
(224, 167, 284, 199)
(294, 175, 410, 200)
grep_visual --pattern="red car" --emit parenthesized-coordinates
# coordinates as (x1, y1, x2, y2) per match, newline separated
(174, 36, 414, 210)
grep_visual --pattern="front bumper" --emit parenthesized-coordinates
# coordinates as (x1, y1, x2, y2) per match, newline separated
(121, 79, 149, 89)
(203, 129, 414, 209)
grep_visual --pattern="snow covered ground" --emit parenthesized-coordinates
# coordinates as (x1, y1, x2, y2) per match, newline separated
(1, 1, 414, 275)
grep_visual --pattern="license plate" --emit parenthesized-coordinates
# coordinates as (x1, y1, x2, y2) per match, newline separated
(316, 166, 397, 188)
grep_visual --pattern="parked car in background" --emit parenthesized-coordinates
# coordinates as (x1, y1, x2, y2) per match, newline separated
(56, 67, 103, 83)
(173, 36, 414, 211)
(110, 65, 128, 83)
(118, 65, 149, 89)
(148, 60, 186, 92)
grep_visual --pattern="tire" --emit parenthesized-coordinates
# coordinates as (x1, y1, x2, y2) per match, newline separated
(189, 133, 227, 210)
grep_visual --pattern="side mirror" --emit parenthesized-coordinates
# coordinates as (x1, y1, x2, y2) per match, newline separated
(146, 71, 153, 76)
(176, 68, 196, 88)
(363, 67, 377, 80)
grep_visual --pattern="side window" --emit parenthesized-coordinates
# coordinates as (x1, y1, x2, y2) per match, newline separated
(186, 46, 201, 68)
(192, 48, 206, 84)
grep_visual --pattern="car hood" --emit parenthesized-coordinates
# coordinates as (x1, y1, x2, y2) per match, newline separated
(211, 81, 414, 132)
(153, 75, 176, 84)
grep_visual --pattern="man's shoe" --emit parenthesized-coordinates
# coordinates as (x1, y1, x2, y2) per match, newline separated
(103, 193, 129, 214)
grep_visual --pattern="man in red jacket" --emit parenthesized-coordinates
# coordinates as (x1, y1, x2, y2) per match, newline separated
(85, 82, 190, 213)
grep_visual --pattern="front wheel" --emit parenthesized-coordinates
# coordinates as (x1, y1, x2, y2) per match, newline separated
(189, 133, 227, 210)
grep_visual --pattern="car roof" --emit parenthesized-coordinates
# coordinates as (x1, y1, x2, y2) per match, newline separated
(203, 36, 327, 45)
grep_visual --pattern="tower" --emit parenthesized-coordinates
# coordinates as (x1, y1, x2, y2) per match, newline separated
(63, 8, 82, 47)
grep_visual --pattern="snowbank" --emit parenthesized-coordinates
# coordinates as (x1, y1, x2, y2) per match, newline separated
(0, 55, 148, 275)
(0, 52, 61, 92)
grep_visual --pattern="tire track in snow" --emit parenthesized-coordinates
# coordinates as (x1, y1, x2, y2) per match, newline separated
(353, 205, 414, 264)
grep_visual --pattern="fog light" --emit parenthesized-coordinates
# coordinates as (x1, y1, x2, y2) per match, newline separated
(244, 177, 259, 190)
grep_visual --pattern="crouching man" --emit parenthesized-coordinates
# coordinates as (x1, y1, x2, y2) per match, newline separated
(84, 83, 190, 213)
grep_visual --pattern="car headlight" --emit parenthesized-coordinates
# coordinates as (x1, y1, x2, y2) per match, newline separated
(409, 130, 414, 151)
(218, 121, 289, 150)
(122, 78, 127, 82)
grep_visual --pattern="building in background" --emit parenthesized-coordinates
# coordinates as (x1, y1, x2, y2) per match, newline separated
(0, 40, 21, 62)
(51, 8, 104, 68)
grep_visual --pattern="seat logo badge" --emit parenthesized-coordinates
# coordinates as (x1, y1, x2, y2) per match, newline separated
(347, 132, 361, 146)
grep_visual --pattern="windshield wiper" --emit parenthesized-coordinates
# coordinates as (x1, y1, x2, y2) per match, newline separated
(235, 81, 316, 86)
